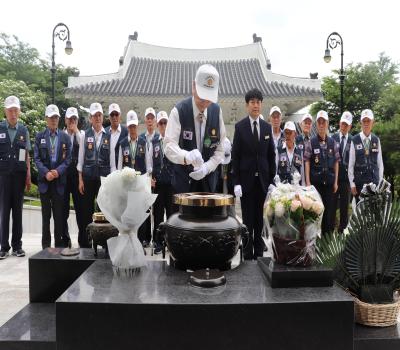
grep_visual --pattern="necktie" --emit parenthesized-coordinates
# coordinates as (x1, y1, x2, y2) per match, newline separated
(50, 134, 56, 155)
(340, 135, 345, 157)
(253, 120, 259, 145)
(198, 113, 204, 152)
(364, 137, 370, 154)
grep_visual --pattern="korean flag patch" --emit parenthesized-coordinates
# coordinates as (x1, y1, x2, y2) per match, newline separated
(313, 148, 320, 154)
(123, 149, 129, 156)
(87, 137, 94, 143)
(356, 144, 363, 150)
(0, 133, 6, 139)
(41, 138, 46, 144)
(183, 130, 193, 141)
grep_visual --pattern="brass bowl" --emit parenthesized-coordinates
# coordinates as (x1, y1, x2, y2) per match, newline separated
(92, 212, 108, 223)
(173, 192, 234, 207)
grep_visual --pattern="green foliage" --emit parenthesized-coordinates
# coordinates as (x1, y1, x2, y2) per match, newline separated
(375, 84, 400, 122)
(24, 182, 39, 198)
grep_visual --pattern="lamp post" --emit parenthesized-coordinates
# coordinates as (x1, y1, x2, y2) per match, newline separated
(51, 23, 73, 104)
(323, 32, 344, 114)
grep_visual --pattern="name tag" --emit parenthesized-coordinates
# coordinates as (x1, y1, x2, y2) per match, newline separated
(0, 133, 6, 139)
(19, 149, 26, 161)
(41, 138, 46, 144)
(87, 137, 94, 143)
(183, 130, 193, 141)
(356, 144, 363, 150)
(264, 135, 270, 140)
(313, 149, 320, 154)
(372, 148, 378, 153)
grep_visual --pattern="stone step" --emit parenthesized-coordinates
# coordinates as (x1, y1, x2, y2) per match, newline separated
(354, 322, 400, 350)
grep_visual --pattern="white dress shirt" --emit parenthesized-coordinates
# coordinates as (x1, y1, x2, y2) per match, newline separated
(77, 127, 106, 172)
(109, 124, 122, 172)
(348, 131, 384, 188)
(65, 129, 84, 147)
(145, 130, 155, 174)
(249, 115, 260, 140)
(117, 135, 137, 170)
(164, 97, 226, 173)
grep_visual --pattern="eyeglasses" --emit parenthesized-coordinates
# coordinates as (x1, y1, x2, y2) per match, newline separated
(158, 121, 167, 125)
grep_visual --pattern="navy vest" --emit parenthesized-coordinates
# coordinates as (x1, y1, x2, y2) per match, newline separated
(277, 145, 303, 185)
(173, 97, 221, 193)
(332, 133, 352, 183)
(119, 135, 146, 174)
(295, 134, 310, 155)
(66, 132, 80, 175)
(309, 136, 336, 186)
(82, 128, 111, 179)
(0, 122, 28, 175)
(152, 136, 173, 185)
(352, 133, 379, 186)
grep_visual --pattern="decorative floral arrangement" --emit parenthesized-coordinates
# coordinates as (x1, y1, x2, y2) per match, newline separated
(264, 174, 324, 266)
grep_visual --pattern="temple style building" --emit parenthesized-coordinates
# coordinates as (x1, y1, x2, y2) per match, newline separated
(66, 33, 322, 136)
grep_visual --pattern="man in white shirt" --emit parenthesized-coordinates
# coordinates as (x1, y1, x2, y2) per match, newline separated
(348, 109, 384, 201)
(106, 103, 128, 172)
(77, 103, 111, 247)
(164, 64, 226, 194)
(269, 106, 284, 149)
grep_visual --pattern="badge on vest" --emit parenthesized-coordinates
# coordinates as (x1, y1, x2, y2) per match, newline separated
(280, 155, 287, 161)
(41, 138, 46, 144)
(313, 149, 320, 154)
(203, 137, 211, 148)
(183, 130, 193, 141)
(123, 149, 129, 156)
(211, 128, 216, 136)
(264, 135, 270, 140)
(315, 157, 319, 164)
(0, 133, 6, 139)
(19, 135, 24, 141)
(154, 145, 160, 152)
(88, 143, 93, 150)
(87, 137, 94, 143)
(104, 139, 108, 145)
(356, 144, 363, 150)
(298, 144, 304, 149)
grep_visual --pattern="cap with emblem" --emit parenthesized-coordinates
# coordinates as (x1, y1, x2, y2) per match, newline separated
(301, 113, 313, 122)
(284, 121, 296, 131)
(269, 106, 282, 116)
(126, 110, 138, 126)
(108, 103, 121, 115)
(360, 109, 374, 121)
(145, 107, 156, 118)
(194, 64, 219, 103)
(45, 104, 60, 118)
(90, 102, 103, 115)
(316, 110, 329, 121)
(157, 111, 169, 124)
(340, 111, 353, 125)
(65, 107, 79, 119)
(4, 96, 20, 109)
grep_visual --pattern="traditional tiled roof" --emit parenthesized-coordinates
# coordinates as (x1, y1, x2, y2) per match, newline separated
(67, 57, 321, 99)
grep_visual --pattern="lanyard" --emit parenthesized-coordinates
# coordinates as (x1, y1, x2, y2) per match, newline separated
(50, 134, 57, 155)
(129, 139, 137, 158)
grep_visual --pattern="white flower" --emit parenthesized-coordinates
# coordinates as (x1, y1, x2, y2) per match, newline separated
(290, 200, 302, 212)
(275, 202, 286, 217)
(311, 201, 324, 215)
(300, 195, 313, 210)
(266, 204, 274, 218)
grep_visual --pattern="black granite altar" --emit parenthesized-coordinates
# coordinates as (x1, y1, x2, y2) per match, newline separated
(258, 257, 333, 288)
(56, 259, 354, 350)
(354, 323, 400, 350)
(0, 303, 55, 350)
(29, 248, 106, 302)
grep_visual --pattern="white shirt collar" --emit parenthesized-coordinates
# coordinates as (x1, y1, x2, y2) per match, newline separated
(145, 130, 155, 138)
(361, 131, 371, 140)
(128, 135, 138, 142)
(192, 97, 208, 120)
(92, 126, 105, 134)
(110, 124, 121, 134)
(248, 115, 260, 125)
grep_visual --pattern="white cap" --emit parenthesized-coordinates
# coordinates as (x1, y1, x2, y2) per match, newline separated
(90, 102, 103, 115)
(4, 96, 20, 109)
(126, 110, 138, 126)
(284, 121, 296, 131)
(340, 111, 353, 125)
(157, 111, 169, 123)
(301, 113, 313, 122)
(145, 107, 156, 118)
(269, 106, 282, 116)
(45, 104, 60, 118)
(221, 137, 232, 165)
(194, 64, 219, 103)
(65, 107, 79, 119)
(108, 103, 121, 115)
(360, 109, 374, 121)
(316, 110, 329, 121)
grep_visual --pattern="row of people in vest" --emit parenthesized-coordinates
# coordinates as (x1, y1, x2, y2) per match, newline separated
(273, 109, 383, 235)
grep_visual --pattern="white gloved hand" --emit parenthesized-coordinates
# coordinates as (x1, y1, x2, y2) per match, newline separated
(234, 185, 242, 198)
(185, 149, 204, 168)
(189, 163, 209, 181)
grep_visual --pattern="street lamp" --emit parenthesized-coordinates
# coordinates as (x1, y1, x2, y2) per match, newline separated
(51, 23, 73, 104)
(323, 32, 345, 114)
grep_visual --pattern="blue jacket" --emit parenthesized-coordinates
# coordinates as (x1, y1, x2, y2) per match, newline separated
(34, 128, 71, 195)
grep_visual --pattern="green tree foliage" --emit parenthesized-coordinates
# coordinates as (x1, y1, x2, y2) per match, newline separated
(374, 84, 400, 122)
(310, 53, 398, 128)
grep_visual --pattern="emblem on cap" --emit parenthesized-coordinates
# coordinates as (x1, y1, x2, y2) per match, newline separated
(205, 76, 215, 88)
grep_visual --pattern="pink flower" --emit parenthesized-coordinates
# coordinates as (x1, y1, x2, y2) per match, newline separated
(290, 200, 302, 212)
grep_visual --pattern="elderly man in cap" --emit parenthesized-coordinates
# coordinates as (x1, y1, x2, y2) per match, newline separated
(63, 107, 85, 246)
(164, 64, 226, 195)
(304, 110, 339, 235)
(332, 111, 353, 232)
(232, 88, 276, 260)
(106, 103, 128, 172)
(0, 96, 31, 259)
(77, 102, 111, 247)
(152, 111, 174, 254)
(269, 106, 284, 149)
(276, 121, 305, 185)
(348, 109, 384, 202)
(296, 113, 313, 153)
(34, 105, 71, 249)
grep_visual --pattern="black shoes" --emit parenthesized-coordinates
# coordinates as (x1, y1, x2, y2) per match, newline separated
(12, 249, 26, 257)
(0, 251, 9, 259)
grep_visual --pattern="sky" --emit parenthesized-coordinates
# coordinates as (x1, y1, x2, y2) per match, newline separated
(1, 0, 399, 80)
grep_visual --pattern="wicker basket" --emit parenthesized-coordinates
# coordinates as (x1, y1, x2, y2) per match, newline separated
(354, 297, 400, 327)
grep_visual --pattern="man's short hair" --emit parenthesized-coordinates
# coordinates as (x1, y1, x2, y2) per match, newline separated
(245, 88, 263, 103)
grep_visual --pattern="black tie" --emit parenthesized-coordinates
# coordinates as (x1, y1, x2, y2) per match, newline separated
(340, 135, 345, 157)
(253, 120, 259, 145)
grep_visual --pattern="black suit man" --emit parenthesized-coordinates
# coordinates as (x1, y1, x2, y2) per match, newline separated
(232, 88, 276, 260)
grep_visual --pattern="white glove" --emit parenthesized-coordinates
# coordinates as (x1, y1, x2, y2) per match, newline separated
(185, 149, 204, 168)
(234, 185, 242, 198)
(189, 163, 208, 181)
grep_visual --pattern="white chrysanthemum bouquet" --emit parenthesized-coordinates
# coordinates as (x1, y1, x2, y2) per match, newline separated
(97, 168, 157, 274)
(264, 174, 324, 266)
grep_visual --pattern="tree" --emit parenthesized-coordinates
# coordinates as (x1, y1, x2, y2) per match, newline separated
(310, 53, 399, 129)
(374, 84, 400, 122)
